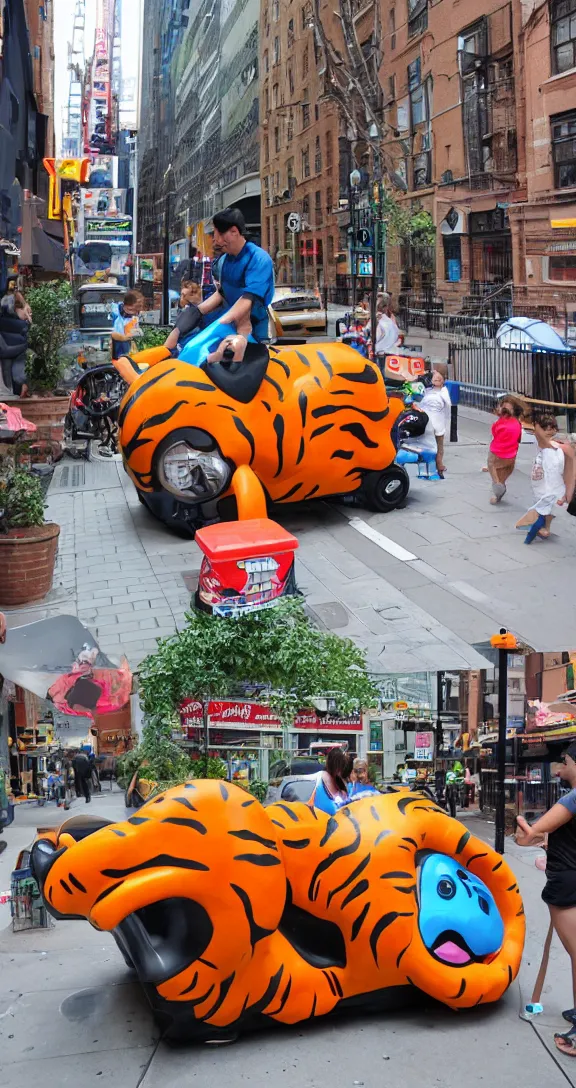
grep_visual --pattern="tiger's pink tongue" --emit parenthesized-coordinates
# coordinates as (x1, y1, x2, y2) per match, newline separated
(435, 941, 471, 965)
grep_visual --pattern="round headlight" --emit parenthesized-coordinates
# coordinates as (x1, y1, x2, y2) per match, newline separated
(159, 442, 230, 501)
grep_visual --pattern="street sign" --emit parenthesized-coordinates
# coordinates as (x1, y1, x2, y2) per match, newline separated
(356, 227, 372, 247)
(394, 701, 408, 710)
(287, 212, 302, 233)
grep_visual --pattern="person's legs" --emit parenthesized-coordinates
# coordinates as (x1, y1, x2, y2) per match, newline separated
(550, 905, 576, 1006)
(74, 772, 82, 797)
(81, 775, 91, 803)
(538, 514, 555, 539)
(436, 433, 445, 473)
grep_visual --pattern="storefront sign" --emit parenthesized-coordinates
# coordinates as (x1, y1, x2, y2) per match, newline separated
(85, 218, 132, 237)
(414, 730, 434, 761)
(179, 699, 362, 733)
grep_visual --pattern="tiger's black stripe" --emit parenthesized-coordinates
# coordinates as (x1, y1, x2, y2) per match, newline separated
(311, 404, 389, 422)
(242, 799, 255, 807)
(331, 389, 354, 396)
(380, 871, 412, 880)
(261, 400, 272, 412)
(466, 853, 488, 867)
(233, 416, 256, 464)
(60, 879, 72, 895)
(492, 860, 503, 871)
(339, 365, 378, 385)
(128, 816, 149, 825)
(309, 812, 362, 902)
(217, 403, 235, 412)
(162, 817, 207, 834)
(110, 829, 126, 837)
(273, 414, 285, 477)
(394, 884, 416, 895)
(331, 450, 354, 460)
(317, 351, 333, 379)
(374, 830, 391, 846)
(101, 855, 209, 878)
(451, 979, 466, 999)
(396, 943, 410, 968)
(268, 975, 293, 1016)
(249, 965, 284, 1016)
(276, 803, 299, 822)
(303, 484, 320, 499)
(185, 984, 219, 1008)
(298, 389, 308, 427)
(199, 972, 235, 1022)
(263, 374, 284, 401)
(179, 970, 199, 996)
(310, 423, 334, 440)
(330, 971, 344, 998)
(369, 911, 413, 966)
(275, 482, 302, 501)
(271, 357, 290, 377)
(118, 367, 175, 428)
(402, 837, 418, 848)
(231, 882, 275, 948)
(455, 831, 471, 854)
(220, 783, 229, 800)
(176, 380, 217, 391)
(282, 837, 311, 849)
(341, 879, 369, 909)
(229, 830, 278, 850)
(323, 969, 337, 996)
(370, 805, 380, 822)
(351, 902, 370, 941)
(320, 816, 338, 847)
(68, 873, 87, 893)
(234, 853, 282, 866)
(123, 400, 189, 460)
(327, 853, 371, 908)
(94, 880, 125, 904)
(174, 796, 197, 811)
(339, 422, 379, 448)
(295, 351, 311, 369)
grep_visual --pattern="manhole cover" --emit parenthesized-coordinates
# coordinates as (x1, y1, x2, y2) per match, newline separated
(306, 601, 349, 630)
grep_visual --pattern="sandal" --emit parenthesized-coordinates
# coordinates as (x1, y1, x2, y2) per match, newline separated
(554, 1031, 576, 1056)
(563, 1008, 576, 1024)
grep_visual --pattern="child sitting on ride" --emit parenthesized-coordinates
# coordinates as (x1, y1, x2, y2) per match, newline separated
(394, 381, 441, 480)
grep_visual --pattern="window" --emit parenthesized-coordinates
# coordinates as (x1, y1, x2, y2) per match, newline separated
(315, 189, 323, 225)
(326, 133, 333, 167)
(302, 195, 310, 217)
(272, 83, 279, 108)
(326, 185, 333, 212)
(264, 86, 269, 113)
(302, 95, 310, 128)
(388, 74, 396, 101)
(264, 176, 271, 205)
(315, 103, 319, 121)
(328, 235, 335, 261)
(408, 0, 427, 38)
(275, 125, 281, 153)
(287, 157, 296, 192)
(273, 35, 280, 64)
(302, 145, 310, 177)
(288, 18, 294, 47)
(303, 46, 309, 78)
(275, 170, 280, 191)
(549, 254, 576, 280)
(315, 135, 322, 172)
(408, 58, 426, 126)
(272, 0, 279, 20)
(273, 214, 279, 249)
(552, 110, 576, 187)
(264, 135, 269, 162)
(288, 67, 294, 95)
(551, 0, 576, 74)
(264, 50, 269, 73)
(390, 7, 396, 49)
(287, 114, 294, 142)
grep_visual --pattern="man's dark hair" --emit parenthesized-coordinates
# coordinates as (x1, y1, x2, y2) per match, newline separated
(563, 742, 576, 762)
(213, 207, 246, 235)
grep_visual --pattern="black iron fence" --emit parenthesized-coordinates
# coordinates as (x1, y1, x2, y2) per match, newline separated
(399, 306, 501, 341)
(481, 775, 564, 818)
(449, 341, 576, 425)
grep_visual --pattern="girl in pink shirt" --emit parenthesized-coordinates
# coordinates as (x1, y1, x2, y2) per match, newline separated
(487, 396, 523, 504)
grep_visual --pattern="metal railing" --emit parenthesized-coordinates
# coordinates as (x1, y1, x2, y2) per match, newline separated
(481, 775, 564, 818)
(449, 341, 576, 425)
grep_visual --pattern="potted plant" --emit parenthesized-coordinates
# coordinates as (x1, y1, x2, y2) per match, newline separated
(12, 281, 73, 453)
(0, 469, 60, 606)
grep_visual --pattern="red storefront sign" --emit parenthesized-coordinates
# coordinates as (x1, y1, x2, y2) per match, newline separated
(179, 699, 362, 734)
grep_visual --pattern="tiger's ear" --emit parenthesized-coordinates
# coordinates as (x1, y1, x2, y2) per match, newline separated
(56, 815, 113, 844)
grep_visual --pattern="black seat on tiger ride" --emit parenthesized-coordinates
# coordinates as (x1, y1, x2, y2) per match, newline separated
(204, 342, 270, 404)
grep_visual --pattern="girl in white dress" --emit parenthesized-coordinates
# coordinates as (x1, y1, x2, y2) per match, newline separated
(516, 414, 575, 544)
(421, 370, 452, 475)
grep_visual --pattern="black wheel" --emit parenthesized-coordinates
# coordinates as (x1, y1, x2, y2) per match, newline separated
(362, 465, 409, 513)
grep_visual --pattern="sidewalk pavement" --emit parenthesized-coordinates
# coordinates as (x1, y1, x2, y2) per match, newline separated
(3, 404, 575, 672)
(1, 792, 574, 1088)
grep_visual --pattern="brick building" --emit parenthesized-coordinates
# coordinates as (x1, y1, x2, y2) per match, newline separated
(509, 0, 576, 313)
(259, 0, 371, 290)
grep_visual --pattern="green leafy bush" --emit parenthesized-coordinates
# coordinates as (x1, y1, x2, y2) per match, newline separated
(0, 470, 46, 531)
(138, 326, 171, 350)
(25, 281, 73, 393)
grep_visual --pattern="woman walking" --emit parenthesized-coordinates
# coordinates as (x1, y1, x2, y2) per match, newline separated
(0, 291, 31, 396)
(487, 395, 524, 504)
(421, 370, 451, 475)
(516, 743, 576, 1055)
(516, 413, 575, 543)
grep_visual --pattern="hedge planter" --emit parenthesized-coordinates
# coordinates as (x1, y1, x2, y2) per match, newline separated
(0, 523, 60, 606)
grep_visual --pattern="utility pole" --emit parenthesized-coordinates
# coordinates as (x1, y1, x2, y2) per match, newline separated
(491, 629, 518, 854)
(161, 164, 173, 326)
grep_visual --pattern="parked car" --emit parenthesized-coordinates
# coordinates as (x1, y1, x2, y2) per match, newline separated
(264, 773, 319, 807)
(269, 286, 327, 339)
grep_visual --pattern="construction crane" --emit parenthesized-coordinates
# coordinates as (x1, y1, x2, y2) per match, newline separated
(83, 0, 118, 156)
(64, 0, 86, 157)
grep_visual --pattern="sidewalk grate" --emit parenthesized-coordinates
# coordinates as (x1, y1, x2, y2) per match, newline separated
(49, 460, 121, 494)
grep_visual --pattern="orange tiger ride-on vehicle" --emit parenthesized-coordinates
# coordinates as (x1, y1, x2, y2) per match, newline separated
(112, 319, 409, 537)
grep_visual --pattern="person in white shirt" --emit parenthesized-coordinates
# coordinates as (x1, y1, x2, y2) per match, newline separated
(421, 370, 452, 475)
(366, 296, 400, 369)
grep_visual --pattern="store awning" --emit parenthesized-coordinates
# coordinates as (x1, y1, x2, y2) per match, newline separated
(523, 723, 576, 744)
(32, 222, 65, 272)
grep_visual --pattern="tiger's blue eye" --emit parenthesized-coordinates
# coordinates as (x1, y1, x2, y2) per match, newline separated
(437, 877, 456, 900)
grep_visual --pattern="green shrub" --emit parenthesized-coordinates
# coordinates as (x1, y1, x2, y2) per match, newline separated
(26, 281, 73, 393)
(0, 470, 46, 531)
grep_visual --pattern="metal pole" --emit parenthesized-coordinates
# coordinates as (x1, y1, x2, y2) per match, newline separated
(162, 188, 170, 326)
(436, 670, 444, 755)
(495, 647, 508, 854)
(202, 700, 209, 779)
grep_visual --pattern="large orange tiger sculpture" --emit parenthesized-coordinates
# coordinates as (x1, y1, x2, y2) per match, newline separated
(112, 321, 409, 536)
(31, 782, 524, 1044)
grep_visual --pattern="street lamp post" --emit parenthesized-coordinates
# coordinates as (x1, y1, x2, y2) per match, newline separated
(349, 168, 361, 317)
(490, 628, 518, 854)
(162, 164, 174, 327)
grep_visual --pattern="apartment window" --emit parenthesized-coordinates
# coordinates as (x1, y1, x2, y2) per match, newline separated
(443, 236, 462, 281)
(315, 189, 323, 225)
(275, 125, 281, 153)
(273, 35, 280, 64)
(302, 95, 310, 128)
(264, 86, 270, 113)
(549, 255, 576, 281)
(315, 136, 322, 172)
(390, 7, 396, 49)
(264, 135, 270, 162)
(552, 111, 576, 187)
(264, 176, 271, 205)
(408, 0, 428, 38)
(272, 0, 279, 20)
(303, 46, 309, 78)
(288, 17, 294, 47)
(273, 214, 279, 248)
(264, 50, 269, 73)
(326, 133, 333, 167)
(315, 104, 319, 121)
(551, 0, 576, 74)
(287, 157, 296, 192)
(326, 185, 333, 212)
(272, 83, 279, 108)
(275, 170, 280, 191)
(328, 235, 335, 261)
(287, 114, 294, 142)
(388, 74, 396, 101)
(302, 145, 310, 177)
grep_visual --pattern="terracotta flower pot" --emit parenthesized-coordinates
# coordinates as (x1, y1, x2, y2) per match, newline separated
(0, 523, 60, 606)
(9, 395, 70, 455)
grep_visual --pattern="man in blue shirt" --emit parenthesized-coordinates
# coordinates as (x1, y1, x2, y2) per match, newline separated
(198, 208, 274, 350)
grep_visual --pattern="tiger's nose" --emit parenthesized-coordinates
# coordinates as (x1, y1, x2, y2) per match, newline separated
(31, 839, 65, 888)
